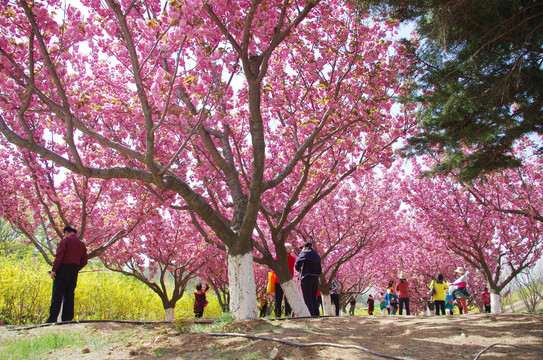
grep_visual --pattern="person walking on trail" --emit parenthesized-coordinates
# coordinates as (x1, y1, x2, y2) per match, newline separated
(396, 273, 410, 315)
(349, 296, 357, 316)
(194, 283, 210, 318)
(46, 226, 88, 323)
(379, 293, 387, 315)
(429, 273, 449, 316)
(482, 287, 491, 313)
(385, 280, 399, 315)
(450, 266, 470, 314)
(367, 294, 374, 315)
(295, 242, 322, 317)
(330, 278, 340, 316)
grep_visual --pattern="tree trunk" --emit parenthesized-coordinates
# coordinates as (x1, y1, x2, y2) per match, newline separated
(227, 250, 258, 319)
(164, 307, 175, 321)
(321, 294, 333, 316)
(281, 279, 311, 317)
(490, 292, 501, 314)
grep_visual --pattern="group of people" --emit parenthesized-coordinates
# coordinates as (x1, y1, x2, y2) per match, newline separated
(376, 273, 410, 316)
(258, 242, 323, 318)
(377, 266, 474, 317)
(201, 241, 323, 318)
(44, 227, 485, 322)
(428, 267, 471, 315)
(201, 263, 485, 318)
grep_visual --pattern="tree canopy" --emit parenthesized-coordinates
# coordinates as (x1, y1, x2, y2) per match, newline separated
(364, 0, 543, 180)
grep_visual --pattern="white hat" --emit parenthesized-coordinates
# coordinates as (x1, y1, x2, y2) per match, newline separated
(454, 266, 465, 274)
(399, 273, 406, 280)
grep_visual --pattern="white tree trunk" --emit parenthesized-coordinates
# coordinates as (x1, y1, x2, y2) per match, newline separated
(490, 292, 501, 314)
(164, 307, 175, 321)
(227, 251, 258, 319)
(322, 295, 333, 316)
(281, 279, 311, 317)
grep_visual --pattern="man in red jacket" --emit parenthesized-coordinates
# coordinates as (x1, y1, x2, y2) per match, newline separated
(46, 226, 88, 323)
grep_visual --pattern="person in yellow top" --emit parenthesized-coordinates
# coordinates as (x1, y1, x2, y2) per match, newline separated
(429, 274, 449, 316)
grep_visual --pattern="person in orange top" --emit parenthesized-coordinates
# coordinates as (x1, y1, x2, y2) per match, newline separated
(395, 273, 410, 315)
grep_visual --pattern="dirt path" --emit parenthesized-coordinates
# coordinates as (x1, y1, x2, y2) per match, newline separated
(2, 313, 543, 359)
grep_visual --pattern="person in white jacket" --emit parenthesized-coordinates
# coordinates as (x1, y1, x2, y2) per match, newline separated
(450, 267, 469, 314)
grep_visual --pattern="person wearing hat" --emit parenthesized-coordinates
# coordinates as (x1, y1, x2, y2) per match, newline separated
(295, 242, 322, 316)
(450, 266, 469, 314)
(46, 226, 88, 323)
(395, 273, 410, 315)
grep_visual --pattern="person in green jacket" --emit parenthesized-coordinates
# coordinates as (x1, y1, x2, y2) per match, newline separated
(429, 274, 449, 316)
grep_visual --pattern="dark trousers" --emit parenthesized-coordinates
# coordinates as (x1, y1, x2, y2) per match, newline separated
(274, 282, 291, 317)
(331, 293, 340, 316)
(46, 264, 79, 323)
(434, 300, 446, 315)
(484, 304, 491, 313)
(259, 303, 268, 318)
(399, 297, 410, 315)
(301, 276, 320, 316)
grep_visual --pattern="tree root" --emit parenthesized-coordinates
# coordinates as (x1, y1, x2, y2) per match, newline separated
(205, 332, 411, 360)
(474, 343, 543, 359)
(8, 319, 174, 331)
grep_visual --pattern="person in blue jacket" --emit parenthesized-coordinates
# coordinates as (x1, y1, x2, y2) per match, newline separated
(385, 280, 399, 315)
(295, 242, 322, 317)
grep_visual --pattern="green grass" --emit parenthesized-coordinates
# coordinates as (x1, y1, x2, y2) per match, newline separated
(188, 312, 236, 334)
(0, 329, 134, 360)
(153, 348, 169, 356)
(1, 331, 88, 360)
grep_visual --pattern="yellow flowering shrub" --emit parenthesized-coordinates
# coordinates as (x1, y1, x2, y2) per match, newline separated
(0, 256, 224, 324)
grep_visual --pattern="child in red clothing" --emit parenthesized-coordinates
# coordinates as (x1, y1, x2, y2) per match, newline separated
(367, 294, 374, 315)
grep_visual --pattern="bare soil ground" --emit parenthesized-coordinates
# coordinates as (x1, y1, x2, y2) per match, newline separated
(2, 313, 543, 360)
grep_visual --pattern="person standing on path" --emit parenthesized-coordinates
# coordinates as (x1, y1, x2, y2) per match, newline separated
(330, 278, 340, 316)
(46, 226, 88, 323)
(482, 287, 491, 313)
(385, 283, 399, 315)
(367, 294, 374, 315)
(349, 296, 357, 316)
(396, 273, 410, 315)
(451, 266, 470, 314)
(295, 242, 322, 317)
(429, 273, 449, 316)
(194, 283, 210, 318)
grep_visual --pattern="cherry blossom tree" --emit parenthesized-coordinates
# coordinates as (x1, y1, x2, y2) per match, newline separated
(287, 171, 401, 315)
(380, 216, 465, 313)
(403, 160, 543, 313)
(0, 151, 149, 263)
(464, 146, 543, 224)
(0, 0, 415, 318)
(203, 250, 230, 313)
(101, 208, 213, 320)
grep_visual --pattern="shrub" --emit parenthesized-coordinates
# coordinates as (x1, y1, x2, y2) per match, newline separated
(0, 256, 223, 324)
(0, 256, 50, 324)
